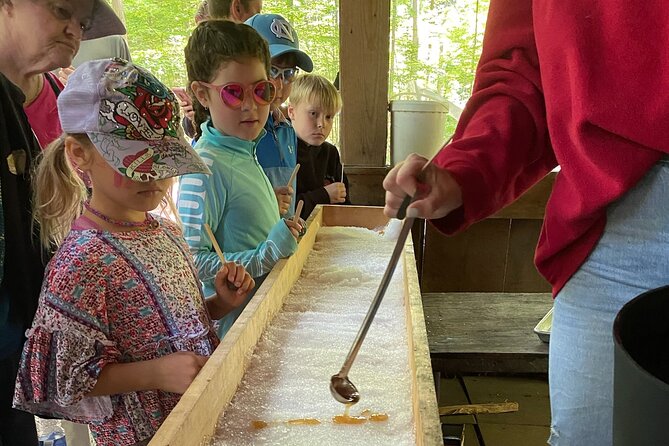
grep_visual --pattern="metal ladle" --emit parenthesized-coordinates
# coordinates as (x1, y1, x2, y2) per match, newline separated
(329, 139, 453, 405)
(330, 196, 416, 404)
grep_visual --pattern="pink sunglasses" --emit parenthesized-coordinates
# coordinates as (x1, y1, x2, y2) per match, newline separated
(198, 80, 276, 109)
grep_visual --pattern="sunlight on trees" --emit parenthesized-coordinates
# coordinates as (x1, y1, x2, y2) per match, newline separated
(122, 0, 489, 139)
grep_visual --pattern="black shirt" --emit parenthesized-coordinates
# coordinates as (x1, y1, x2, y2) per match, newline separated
(295, 137, 351, 220)
(0, 73, 46, 330)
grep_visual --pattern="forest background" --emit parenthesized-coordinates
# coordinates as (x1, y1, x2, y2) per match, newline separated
(123, 0, 490, 145)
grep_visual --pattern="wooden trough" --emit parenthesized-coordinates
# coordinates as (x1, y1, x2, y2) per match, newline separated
(150, 205, 441, 445)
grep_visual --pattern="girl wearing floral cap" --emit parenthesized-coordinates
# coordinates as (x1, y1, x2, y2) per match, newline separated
(13, 58, 255, 446)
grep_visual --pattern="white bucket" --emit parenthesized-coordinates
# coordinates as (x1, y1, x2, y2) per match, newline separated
(390, 100, 448, 165)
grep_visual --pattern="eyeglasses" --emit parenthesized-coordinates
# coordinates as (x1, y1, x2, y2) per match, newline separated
(270, 66, 299, 84)
(198, 80, 276, 109)
(42, 0, 93, 32)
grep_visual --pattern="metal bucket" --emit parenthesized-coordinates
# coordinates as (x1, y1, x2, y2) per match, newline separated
(613, 285, 669, 445)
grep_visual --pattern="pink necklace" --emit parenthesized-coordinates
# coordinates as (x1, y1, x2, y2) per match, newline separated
(84, 201, 159, 230)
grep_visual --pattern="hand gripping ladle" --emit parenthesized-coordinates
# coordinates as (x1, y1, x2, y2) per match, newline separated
(329, 142, 449, 405)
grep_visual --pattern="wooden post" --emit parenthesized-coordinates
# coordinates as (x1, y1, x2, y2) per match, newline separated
(339, 0, 390, 166)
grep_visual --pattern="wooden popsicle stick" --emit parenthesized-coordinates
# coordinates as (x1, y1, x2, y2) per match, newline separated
(204, 223, 225, 262)
(293, 200, 304, 223)
(204, 223, 239, 291)
(287, 163, 300, 187)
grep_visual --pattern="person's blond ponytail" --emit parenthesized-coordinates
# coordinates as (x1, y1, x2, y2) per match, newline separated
(33, 134, 89, 249)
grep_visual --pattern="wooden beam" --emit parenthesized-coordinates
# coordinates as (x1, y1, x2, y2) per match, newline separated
(439, 402, 519, 416)
(339, 0, 390, 166)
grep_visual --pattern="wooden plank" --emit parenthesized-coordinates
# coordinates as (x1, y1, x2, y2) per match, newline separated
(421, 220, 510, 293)
(503, 219, 550, 292)
(439, 377, 476, 425)
(151, 206, 440, 445)
(339, 0, 390, 165)
(321, 204, 389, 229)
(345, 165, 389, 206)
(478, 424, 550, 446)
(424, 293, 552, 374)
(463, 376, 550, 427)
(491, 172, 556, 220)
(463, 424, 481, 446)
(404, 240, 442, 445)
(439, 402, 519, 416)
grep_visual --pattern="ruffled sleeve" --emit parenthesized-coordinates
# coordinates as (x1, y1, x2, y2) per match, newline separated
(13, 233, 122, 423)
(14, 324, 120, 422)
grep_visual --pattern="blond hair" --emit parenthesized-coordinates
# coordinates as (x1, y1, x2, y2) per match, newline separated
(33, 135, 181, 250)
(32, 134, 90, 250)
(289, 74, 342, 114)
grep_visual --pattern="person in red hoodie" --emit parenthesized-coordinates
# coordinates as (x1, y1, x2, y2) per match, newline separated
(384, 1, 669, 444)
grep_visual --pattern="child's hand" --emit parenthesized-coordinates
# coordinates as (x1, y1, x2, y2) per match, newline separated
(57, 66, 75, 85)
(154, 351, 209, 394)
(274, 186, 294, 215)
(325, 182, 347, 203)
(178, 99, 195, 121)
(212, 262, 255, 313)
(284, 218, 303, 239)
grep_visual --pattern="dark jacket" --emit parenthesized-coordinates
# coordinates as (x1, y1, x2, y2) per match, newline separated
(0, 73, 46, 356)
(296, 138, 351, 220)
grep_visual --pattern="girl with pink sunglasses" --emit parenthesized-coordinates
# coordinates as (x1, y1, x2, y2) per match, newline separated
(177, 20, 303, 339)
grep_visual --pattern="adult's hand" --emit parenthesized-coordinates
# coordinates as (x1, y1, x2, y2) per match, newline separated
(383, 153, 463, 220)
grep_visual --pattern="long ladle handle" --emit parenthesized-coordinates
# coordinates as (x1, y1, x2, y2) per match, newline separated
(337, 215, 415, 377)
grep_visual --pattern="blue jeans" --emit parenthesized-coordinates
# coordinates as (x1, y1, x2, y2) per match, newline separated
(548, 158, 669, 445)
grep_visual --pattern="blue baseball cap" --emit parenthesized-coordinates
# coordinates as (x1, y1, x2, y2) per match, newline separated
(245, 14, 313, 72)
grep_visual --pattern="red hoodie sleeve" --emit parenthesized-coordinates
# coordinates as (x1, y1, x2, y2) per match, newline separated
(433, 0, 557, 234)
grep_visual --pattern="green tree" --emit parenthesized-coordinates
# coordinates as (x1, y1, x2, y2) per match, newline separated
(122, 0, 488, 139)
(124, 0, 199, 88)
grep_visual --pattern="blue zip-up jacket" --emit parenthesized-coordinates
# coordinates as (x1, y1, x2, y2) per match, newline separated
(256, 111, 297, 216)
(177, 121, 297, 337)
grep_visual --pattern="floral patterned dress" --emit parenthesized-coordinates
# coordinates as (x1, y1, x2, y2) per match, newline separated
(13, 217, 219, 446)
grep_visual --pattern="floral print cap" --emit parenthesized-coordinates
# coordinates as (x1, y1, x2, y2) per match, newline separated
(58, 58, 210, 182)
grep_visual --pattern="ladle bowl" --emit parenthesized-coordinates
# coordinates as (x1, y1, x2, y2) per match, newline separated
(330, 374, 360, 404)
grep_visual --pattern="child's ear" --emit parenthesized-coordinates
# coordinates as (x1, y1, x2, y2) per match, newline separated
(190, 81, 210, 109)
(231, 0, 242, 20)
(287, 104, 296, 120)
(65, 136, 93, 171)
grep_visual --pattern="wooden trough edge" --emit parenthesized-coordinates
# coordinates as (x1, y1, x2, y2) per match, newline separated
(150, 205, 440, 445)
(404, 241, 443, 446)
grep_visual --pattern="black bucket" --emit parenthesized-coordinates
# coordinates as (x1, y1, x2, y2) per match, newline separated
(613, 285, 669, 446)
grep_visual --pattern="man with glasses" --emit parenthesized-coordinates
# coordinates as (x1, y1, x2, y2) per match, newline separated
(246, 13, 313, 217)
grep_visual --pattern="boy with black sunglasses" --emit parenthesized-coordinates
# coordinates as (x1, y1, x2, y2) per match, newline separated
(245, 13, 313, 217)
